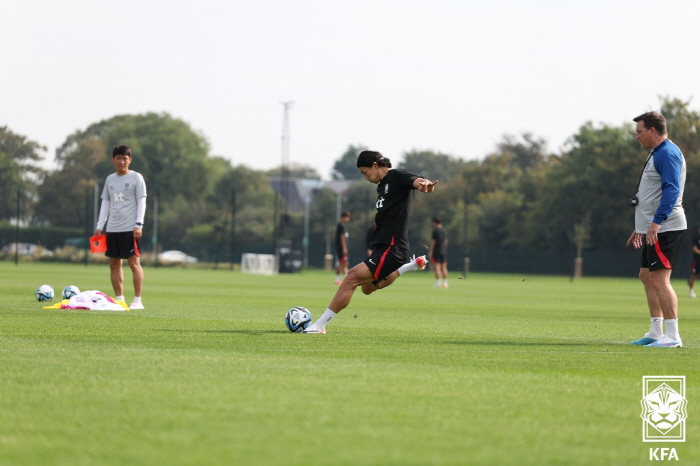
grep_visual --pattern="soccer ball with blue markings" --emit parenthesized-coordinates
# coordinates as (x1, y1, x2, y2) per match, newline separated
(62, 285, 80, 300)
(285, 307, 312, 333)
(35, 285, 54, 302)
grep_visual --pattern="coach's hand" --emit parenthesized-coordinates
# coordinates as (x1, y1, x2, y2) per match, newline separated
(646, 222, 660, 245)
(626, 230, 642, 249)
(94, 229, 102, 237)
(133, 227, 143, 240)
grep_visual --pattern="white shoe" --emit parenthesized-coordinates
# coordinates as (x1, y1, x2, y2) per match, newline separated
(302, 327, 326, 334)
(646, 335, 682, 348)
(690, 289, 696, 298)
(130, 301, 145, 310)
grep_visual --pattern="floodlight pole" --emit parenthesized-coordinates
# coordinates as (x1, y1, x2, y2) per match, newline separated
(280, 101, 293, 240)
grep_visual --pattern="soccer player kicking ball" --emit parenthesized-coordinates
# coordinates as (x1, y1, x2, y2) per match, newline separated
(304, 150, 437, 334)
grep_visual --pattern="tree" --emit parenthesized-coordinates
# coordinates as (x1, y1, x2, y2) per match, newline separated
(331, 145, 367, 180)
(533, 122, 640, 251)
(0, 126, 46, 220)
(37, 113, 211, 249)
(266, 163, 321, 180)
(399, 149, 465, 182)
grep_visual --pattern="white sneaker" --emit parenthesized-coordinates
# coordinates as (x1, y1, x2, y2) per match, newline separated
(130, 301, 145, 310)
(690, 289, 696, 298)
(302, 327, 326, 334)
(646, 335, 682, 348)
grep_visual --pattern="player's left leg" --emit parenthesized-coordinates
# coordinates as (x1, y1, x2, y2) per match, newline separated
(127, 255, 145, 309)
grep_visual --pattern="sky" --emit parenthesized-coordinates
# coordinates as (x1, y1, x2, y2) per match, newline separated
(2, 0, 700, 180)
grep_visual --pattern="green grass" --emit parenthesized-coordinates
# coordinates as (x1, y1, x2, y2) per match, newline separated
(0, 261, 698, 466)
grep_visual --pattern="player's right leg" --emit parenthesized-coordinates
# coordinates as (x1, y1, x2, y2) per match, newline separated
(303, 262, 375, 334)
(109, 257, 124, 297)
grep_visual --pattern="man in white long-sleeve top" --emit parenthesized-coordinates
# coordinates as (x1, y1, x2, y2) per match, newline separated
(94, 145, 148, 309)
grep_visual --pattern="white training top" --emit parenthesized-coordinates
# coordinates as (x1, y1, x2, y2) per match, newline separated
(100, 171, 147, 232)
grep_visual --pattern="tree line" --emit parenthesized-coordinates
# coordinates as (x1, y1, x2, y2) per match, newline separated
(2, 96, 699, 264)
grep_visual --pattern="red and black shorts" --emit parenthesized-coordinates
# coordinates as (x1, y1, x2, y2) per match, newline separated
(692, 255, 700, 275)
(336, 249, 348, 264)
(106, 231, 141, 259)
(641, 230, 685, 271)
(364, 240, 408, 285)
(431, 252, 446, 264)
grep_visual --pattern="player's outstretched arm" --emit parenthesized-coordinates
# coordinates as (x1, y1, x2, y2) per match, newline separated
(414, 178, 438, 193)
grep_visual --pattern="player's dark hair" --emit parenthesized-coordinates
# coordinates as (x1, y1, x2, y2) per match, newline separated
(112, 145, 132, 158)
(357, 150, 392, 169)
(432, 216, 442, 224)
(341, 211, 350, 218)
(633, 112, 667, 136)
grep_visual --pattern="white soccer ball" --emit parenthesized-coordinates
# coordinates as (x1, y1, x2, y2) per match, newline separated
(36, 284, 54, 302)
(285, 306, 312, 333)
(62, 285, 80, 300)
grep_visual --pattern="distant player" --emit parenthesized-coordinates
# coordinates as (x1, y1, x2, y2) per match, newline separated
(688, 226, 700, 297)
(303, 150, 437, 334)
(334, 211, 351, 284)
(626, 111, 686, 348)
(94, 145, 147, 309)
(429, 216, 448, 288)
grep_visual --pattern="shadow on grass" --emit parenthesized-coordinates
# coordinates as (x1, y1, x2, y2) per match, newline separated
(442, 339, 601, 347)
(155, 329, 288, 335)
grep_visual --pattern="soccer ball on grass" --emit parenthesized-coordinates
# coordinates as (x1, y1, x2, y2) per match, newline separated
(62, 285, 80, 300)
(35, 285, 54, 302)
(285, 307, 312, 333)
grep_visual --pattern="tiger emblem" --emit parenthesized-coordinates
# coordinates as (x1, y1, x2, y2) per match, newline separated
(640, 383, 688, 435)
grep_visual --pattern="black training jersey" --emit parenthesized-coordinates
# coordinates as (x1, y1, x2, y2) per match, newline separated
(693, 234, 700, 258)
(432, 226, 447, 254)
(336, 222, 348, 250)
(371, 168, 419, 250)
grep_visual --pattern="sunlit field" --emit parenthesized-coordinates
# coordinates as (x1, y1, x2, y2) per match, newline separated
(1, 261, 697, 466)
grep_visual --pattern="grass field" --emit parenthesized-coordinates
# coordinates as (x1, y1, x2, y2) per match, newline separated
(0, 261, 698, 465)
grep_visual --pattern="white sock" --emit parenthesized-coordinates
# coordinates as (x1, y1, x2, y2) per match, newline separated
(335, 274, 340, 281)
(435, 279, 442, 286)
(116, 295, 125, 302)
(132, 296, 141, 303)
(649, 317, 663, 337)
(398, 259, 419, 275)
(664, 319, 680, 340)
(443, 279, 448, 286)
(312, 309, 337, 329)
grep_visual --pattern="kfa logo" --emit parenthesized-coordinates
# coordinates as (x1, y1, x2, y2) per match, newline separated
(641, 376, 687, 442)
(376, 196, 385, 209)
(649, 448, 678, 461)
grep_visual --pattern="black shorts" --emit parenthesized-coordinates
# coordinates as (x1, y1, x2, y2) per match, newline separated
(336, 249, 347, 264)
(431, 252, 446, 264)
(106, 231, 141, 259)
(364, 243, 408, 285)
(641, 230, 685, 271)
(692, 255, 700, 274)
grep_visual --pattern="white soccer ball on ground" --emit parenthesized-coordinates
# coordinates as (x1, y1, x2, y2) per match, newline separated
(35, 284, 54, 302)
(285, 306, 312, 333)
(62, 285, 80, 300)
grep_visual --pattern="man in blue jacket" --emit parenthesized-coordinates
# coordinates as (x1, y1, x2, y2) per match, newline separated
(626, 111, 686, 348)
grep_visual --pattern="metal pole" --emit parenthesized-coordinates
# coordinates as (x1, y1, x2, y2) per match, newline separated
(14, 189, 20, 266)
(93, 182, 99, 230)
(230, 189, 236, 270)
(280, 101, 293, 241)
(303, 196, 310, 267)
(84, 187, 90, 267)
(152, 196, 159, 267)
